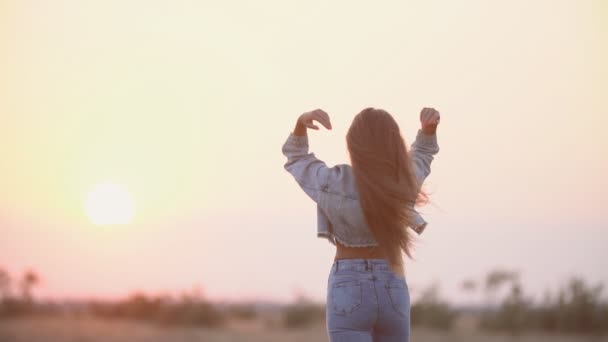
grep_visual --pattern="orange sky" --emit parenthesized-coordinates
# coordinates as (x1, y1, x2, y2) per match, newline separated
(0, 0, 606, 303)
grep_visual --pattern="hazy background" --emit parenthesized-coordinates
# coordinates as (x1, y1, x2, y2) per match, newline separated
(0, 0, 606, 305)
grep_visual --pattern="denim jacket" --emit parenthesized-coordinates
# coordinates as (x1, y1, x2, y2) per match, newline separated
(282, 129, 439, 247)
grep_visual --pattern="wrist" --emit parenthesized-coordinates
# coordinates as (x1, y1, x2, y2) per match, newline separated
(421, 127, 437, 135)
(294, 120, 308, 136)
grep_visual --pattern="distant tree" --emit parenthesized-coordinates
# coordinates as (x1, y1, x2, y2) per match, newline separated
(480, 275, 608, 335)
(484, 269, 519, 307)
(485, 269, 518, 293)
(0, 268, 10, 300)
(19, 270, 39, 302)
(491, 282, 531, 334)
(411, 283, 456, 330)
(554, 277, 606, 333)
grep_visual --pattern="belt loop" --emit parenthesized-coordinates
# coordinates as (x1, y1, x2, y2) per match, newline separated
(334, 260, 339, 274)
(365, 259, 369, 271)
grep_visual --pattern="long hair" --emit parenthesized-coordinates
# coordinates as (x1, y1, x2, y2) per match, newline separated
(346, 107, 428, 272)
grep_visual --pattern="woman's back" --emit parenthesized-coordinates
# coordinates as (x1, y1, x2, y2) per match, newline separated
(281, 126, 439, 251)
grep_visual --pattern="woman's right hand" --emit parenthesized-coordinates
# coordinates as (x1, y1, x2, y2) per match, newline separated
(420, 107, 440, 135)
(294, 109, 333, 136)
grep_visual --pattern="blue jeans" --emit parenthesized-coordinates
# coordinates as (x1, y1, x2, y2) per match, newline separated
(326, 259, 410, 342)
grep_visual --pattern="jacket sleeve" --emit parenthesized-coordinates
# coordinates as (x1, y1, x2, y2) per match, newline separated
(410, 129, 440, 185)
(281, 133, 333, 203)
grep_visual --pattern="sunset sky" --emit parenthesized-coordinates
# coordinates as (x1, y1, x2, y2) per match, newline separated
(1, 0, 606, 303)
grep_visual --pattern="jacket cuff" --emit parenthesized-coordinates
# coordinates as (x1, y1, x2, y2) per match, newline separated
(411, 210, 428, 234)
(286, 132, 309, 148)
(412, 222, 427, 235)
(416, 129, 438, 145)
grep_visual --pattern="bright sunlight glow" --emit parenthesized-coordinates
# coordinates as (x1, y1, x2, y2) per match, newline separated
(85, 182, 135, 226)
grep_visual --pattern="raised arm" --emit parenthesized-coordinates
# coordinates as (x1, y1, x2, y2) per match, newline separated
(281, 109, 333, 202)
(410, 107, 440, 185)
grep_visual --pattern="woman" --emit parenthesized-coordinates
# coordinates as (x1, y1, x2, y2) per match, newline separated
(281, 107, 440, 342)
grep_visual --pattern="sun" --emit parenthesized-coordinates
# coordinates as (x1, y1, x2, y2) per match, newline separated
(85, 182, 135, 226)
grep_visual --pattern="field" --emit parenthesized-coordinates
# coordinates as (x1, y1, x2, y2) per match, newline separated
(0, 317, 606, 342)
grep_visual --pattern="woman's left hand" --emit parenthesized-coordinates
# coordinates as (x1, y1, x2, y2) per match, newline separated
(294, 109, 333, 136)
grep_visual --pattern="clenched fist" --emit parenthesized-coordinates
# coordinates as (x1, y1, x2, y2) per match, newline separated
(420, 107, 440, 135)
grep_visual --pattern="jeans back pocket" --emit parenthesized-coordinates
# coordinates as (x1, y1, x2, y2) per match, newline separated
(385, 278, 410, 317)
(330, 280, 362, 316)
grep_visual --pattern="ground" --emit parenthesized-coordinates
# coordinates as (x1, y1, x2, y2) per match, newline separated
(0, 317, 606, 342)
